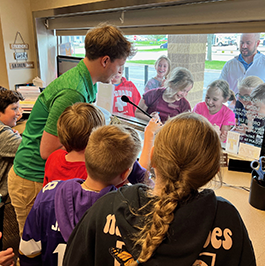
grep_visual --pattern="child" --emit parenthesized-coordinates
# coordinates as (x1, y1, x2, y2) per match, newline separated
(243, 84, 265, 147)
(43, 103, 105, 186)
(44, 102, 161, 187)
(144, 55, 171, 92)
(63, 112, 255, 266)
(136, 67, 194, 123)
(234, 76, 263, 129)
(193, 79, 235, 142)
(19, 124, 142, 266)
(112, 65, 141, 117)
(0, 89, 23, 250)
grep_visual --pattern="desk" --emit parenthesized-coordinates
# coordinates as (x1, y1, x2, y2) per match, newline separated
(215, 168, 265, 265)
(14, 120, 27, 134)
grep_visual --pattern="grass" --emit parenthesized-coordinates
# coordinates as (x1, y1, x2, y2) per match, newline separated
(127, 59, 226, 70)
(136, 48, 165, 52)
(72, 54, 226, 71)
(127, 60, 156, 65)
(204, 60, 226, 70)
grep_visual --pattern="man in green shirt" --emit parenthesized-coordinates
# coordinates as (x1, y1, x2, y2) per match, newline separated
(8, 23, 134, 237)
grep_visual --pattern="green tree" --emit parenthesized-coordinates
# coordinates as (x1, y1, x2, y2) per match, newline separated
(150, 35, 166, 44)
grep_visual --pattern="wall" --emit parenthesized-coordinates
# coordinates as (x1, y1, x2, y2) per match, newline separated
(30, 0, 103, 12)
(0, 0, 37, 90)
(0, 18, 9, 89)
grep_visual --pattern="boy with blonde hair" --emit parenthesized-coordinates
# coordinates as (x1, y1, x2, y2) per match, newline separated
(19, 124, 142, 266)
(43, 103, 105, 186)
(44, 102, 156, 187)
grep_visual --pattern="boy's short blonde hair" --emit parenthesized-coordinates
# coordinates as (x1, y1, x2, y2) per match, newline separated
(85, 125, 142, 183)
(57, 103, 105, 152)
(238, 76, 263, 94)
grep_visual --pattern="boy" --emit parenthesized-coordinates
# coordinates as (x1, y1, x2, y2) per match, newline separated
(19, 124, 142, 266)
(43, 102, 152, 187)
(8, 23, 135, 237)
(0, 89, 23, 250)
(43, 103, 105, 186)
(112, 65, 141, 117)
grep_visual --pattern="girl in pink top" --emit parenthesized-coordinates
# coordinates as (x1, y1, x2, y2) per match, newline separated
(193, 80, 235, 142)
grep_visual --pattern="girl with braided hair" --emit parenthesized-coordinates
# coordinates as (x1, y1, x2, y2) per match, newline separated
(63, 112, 255, 266)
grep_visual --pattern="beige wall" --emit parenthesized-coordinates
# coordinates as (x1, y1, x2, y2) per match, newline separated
(30, 0, 103, 12)
(0, 18, 9, 89)
(0, 0, 37, 90)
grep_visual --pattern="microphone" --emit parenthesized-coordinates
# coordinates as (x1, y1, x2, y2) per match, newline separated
(121, 95, 152, 119)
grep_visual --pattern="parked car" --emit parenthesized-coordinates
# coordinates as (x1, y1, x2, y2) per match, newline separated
(160, 42, 168, 48)
(217, 38, 230, 46)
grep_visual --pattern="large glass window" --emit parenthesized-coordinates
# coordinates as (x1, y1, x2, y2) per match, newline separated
(57, 33, 265, 158)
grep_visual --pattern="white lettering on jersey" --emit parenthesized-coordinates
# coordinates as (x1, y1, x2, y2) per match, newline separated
(203, 227, 233, 250)
(43, 181, 60, 193)
(51, 221, 60, 232)
(53, 243, 67, 266)
(103, 214, 121, 237)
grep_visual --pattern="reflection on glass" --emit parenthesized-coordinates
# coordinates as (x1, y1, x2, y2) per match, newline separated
(58, 33, 265, 159)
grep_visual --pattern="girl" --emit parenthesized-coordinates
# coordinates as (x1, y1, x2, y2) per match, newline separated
(234, 76, 263, 128)
(144, 55, 171, 92)
(136, 67, 194, 123)
(193, 79, 235, 142)
(63, 113, 255, 266)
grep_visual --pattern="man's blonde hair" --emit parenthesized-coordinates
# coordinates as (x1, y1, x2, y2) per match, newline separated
(85, 125, 141, 183)
(57, 103, 105, 152)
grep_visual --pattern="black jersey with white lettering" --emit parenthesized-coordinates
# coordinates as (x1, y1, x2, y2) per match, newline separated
(64, 184, 256, 266)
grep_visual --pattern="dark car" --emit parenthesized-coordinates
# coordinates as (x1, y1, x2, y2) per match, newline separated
(160, 42, 168, 49)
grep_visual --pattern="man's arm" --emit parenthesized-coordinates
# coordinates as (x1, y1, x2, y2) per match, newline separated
(40, 131, 63, 160)
(40, 90, 85, 160)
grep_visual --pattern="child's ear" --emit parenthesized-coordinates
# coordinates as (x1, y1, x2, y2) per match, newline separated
(121, 167, 132, 181)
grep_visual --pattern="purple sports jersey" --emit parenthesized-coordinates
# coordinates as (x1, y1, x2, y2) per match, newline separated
(19, 161, 147, 266)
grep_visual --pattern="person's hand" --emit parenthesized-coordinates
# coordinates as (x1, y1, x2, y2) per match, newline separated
(220, 131, 228, 142)
(0, 232, 15, 266)
(232, 124, 248, 134)
(161, 78, 167, 87)
(145, 116, 162, 140)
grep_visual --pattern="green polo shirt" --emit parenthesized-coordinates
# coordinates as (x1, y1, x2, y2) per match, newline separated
(13, 60, 97, 182)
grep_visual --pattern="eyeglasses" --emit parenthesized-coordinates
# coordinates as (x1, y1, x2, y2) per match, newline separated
(236, 93, 252, 101)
